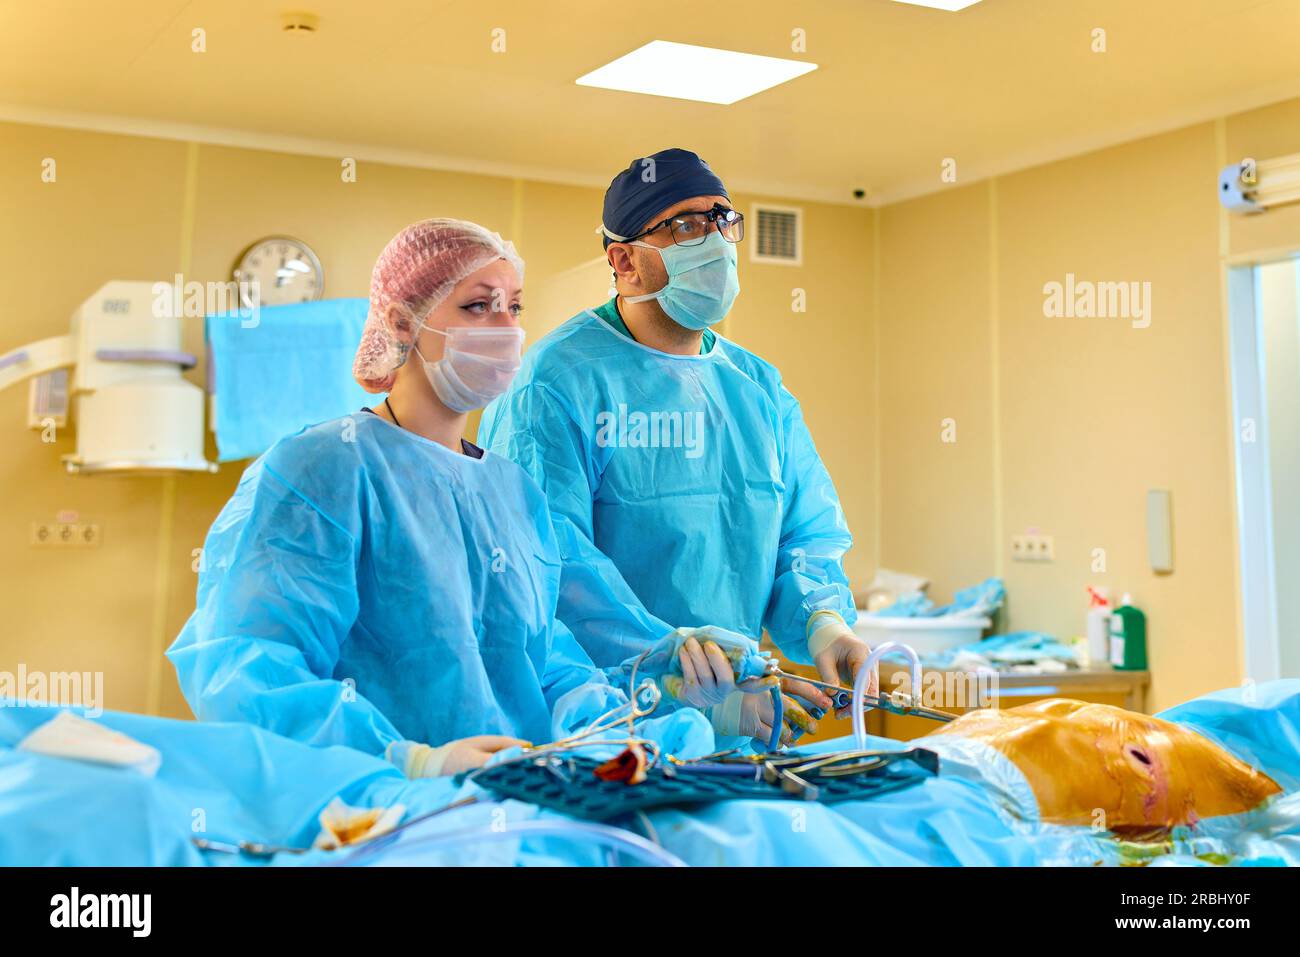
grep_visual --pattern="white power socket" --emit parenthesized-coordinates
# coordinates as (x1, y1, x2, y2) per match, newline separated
(1011, 534, 1054, 562)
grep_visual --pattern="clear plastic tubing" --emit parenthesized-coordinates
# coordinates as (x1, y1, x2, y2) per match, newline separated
(851, 641, 922, 750)
(336, 817, 688, 868)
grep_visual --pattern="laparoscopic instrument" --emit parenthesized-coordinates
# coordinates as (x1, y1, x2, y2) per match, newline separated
(764, 640, 958, 751)
(774, 671, 960, 724)
(633, 630, 954, 752)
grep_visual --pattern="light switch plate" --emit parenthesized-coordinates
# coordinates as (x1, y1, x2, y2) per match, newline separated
(1147, 489, 1173, 573)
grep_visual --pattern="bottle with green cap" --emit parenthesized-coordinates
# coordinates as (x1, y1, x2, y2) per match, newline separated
(1109, 594, 1147, 670)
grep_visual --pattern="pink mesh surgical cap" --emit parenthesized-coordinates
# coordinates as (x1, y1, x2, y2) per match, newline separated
(352, 218, 524, 393)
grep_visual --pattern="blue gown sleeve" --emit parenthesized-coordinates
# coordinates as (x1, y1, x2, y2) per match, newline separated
(541, 618, 628, 741)
(542, 617, 715, 753)
(541, 617, 611, 706)
(762, 384, 858, 664)
(481, 382, 673, 666)
(167, 462, 405, 756)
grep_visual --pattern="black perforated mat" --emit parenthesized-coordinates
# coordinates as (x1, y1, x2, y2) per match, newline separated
(463, 748, 939, 821)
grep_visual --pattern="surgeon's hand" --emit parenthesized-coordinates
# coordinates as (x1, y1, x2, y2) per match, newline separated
(402, 735, 530, 778)
(674, 635, 740, 708)
(711, 690, 818, 750)
(775, 675, 833, 712)
(810, 621, 877, 716)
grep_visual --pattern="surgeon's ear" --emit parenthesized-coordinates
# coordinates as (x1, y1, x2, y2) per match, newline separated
(607, 244, 641, 292)
(382, 301, 419, 346)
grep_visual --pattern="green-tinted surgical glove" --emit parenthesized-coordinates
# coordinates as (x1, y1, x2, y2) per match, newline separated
(641, 626, 775, 709)
(669, 632, 770, 707)
(709, 690, 819, 751)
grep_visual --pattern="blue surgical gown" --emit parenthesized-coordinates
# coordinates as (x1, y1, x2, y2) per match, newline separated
(478, 306, 857, 670)
(168, 412, 635, 758)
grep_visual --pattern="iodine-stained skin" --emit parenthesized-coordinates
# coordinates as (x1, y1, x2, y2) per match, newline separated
(929, 699, 1282, 829)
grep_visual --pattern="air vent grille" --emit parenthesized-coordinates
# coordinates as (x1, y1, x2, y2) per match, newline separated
(753, 205, 801, 264)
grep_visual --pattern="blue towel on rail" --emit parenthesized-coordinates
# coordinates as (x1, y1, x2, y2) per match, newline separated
(207, 298, 371, 461)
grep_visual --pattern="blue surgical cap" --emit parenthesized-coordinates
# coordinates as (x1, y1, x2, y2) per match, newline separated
(601, 148, 730, 248)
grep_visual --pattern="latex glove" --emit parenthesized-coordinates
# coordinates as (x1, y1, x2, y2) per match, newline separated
(671, 635, 741, 708)
(390, 735, 530, 778)
(710, 690, 818, 750)
(808, 612, 877, 716)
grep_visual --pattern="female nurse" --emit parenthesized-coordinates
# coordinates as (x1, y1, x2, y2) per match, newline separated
(169, 219, 788, 778)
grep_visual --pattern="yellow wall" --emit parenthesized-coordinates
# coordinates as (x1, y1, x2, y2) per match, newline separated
(0, 120, 873, 718)
(1, 125, 192, 717)
(4, 95, 1298, 719)
(727, 194, 877, 588)
(878, 185, 997, 596)
(877, 98, 1300, 711)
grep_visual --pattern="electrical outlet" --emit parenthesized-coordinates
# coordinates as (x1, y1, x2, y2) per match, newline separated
(30, 522, 101, 547)
(1011, 534, 1054, 562)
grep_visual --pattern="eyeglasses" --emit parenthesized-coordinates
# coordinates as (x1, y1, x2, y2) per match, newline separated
(625, 203, 745, 247)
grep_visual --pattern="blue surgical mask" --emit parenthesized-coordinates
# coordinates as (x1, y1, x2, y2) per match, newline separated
(624, 231, 740, 330)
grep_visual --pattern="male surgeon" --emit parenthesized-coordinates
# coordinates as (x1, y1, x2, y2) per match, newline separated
(480, 148, 874, 727)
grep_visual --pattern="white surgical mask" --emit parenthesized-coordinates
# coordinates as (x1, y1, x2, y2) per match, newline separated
(415, 326, 525, 412)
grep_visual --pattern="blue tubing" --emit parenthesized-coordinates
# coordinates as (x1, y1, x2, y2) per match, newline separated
(767, 683, 784, 752)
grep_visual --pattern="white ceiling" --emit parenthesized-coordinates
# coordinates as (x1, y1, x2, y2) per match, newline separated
(3, 0, 1300, 204)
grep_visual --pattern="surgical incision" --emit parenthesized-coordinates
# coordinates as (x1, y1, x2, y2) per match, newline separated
(928, 698, 1281, 830)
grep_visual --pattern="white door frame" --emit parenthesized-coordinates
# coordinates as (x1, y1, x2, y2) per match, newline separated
(1225, 255, 1293, 682)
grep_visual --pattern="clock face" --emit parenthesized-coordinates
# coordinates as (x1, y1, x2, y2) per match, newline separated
(233, 236, 324, 306)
